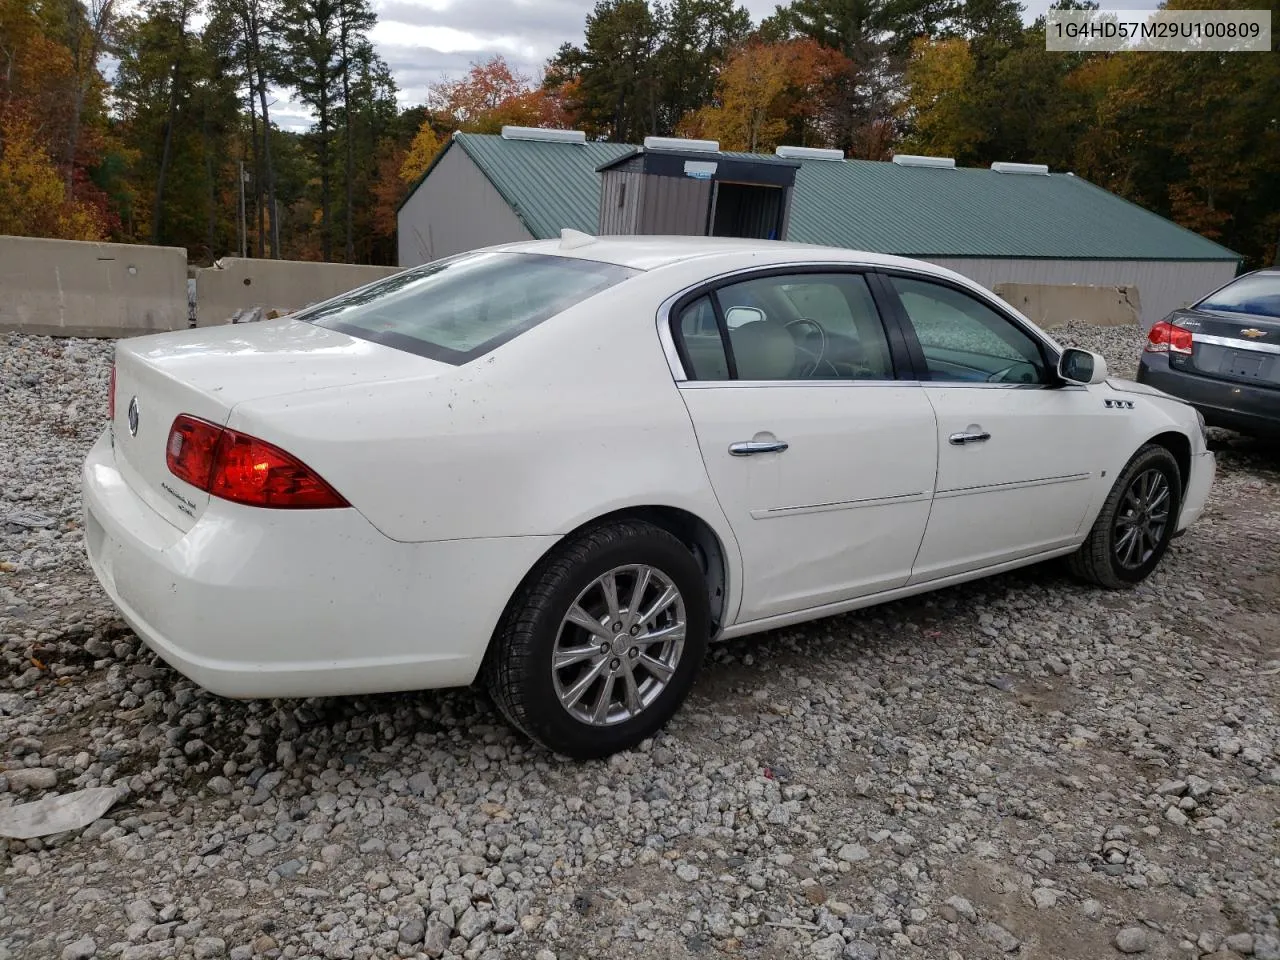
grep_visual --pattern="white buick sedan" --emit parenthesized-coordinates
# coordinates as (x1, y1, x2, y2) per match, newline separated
(84, 235, 1215, 758)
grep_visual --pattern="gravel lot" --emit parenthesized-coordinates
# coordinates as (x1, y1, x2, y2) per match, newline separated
(2, 322, 1278, 960)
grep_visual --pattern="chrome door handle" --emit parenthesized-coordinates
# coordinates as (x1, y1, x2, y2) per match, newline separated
(729, 440, 789, 456)
(949, 431, 991, 445)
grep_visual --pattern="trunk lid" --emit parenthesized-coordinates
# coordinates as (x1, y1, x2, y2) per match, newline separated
(111, 318, 447, 531)
(1170, 307, 1280, 390)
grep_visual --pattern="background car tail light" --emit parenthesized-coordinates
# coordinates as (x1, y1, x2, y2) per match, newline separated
(108, 365, 116, 421)
(166, 415, 349, 509)
(1145, 321, 1193, 356)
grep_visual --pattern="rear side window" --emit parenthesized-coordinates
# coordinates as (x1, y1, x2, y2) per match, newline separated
(299, 251, 639, 364)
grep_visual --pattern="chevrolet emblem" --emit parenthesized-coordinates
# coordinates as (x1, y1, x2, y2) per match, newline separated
(1240, 328, 1267, 338)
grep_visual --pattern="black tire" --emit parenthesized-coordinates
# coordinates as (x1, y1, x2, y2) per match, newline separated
(1067, 443, 1182, 589)
(483, 520, 710, 759)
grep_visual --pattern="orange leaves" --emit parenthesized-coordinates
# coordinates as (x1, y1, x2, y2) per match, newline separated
(677, 38, 851, 152)
(0, 108, 105, 240)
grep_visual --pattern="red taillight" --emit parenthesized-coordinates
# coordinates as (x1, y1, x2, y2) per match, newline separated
(166, 415, 349, 509)
(167, 415, 222, 489)
(108, 365, 116, 421)
(1146, 320, 1194, 356)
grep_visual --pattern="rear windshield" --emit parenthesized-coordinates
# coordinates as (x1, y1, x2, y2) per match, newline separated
(1197, 272, 1280, 319)
(298, 251, 639, 363)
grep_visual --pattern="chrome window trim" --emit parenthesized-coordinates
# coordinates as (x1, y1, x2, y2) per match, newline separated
(655, 259, 1064, 385)
(1192, 332, 1280, 356)
(676, 379, 1083, 391)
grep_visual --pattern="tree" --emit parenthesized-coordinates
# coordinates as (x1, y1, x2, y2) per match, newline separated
(655, 0, 751, 131)
(0, 108, 103, 239)
(275, 0, 342, 260)
(549, 0, 662, 141)
(400, 120, 441, 182)
(897, 37, 981, 161)
(679, 38, 851, 152)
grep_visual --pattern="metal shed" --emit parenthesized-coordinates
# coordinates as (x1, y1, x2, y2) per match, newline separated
(396, 128, 1242, 327)
(597, 137, 800, 241)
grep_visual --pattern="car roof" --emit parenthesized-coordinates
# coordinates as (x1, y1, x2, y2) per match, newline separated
(489, 234, 947, 274)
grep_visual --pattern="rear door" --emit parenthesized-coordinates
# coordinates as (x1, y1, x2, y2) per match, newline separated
(671, 268, 939, 624)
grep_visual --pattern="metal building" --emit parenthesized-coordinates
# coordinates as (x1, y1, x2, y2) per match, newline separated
(396, 127, 1241, 327)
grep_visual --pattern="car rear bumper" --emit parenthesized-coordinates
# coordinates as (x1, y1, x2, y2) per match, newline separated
(81, 428, 556, 699)
(1137, 355, 1280, 438)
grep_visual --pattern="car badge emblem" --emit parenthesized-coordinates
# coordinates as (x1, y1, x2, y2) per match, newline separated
(1240, 328, 1267, 339)
(127, 396, 140, 437)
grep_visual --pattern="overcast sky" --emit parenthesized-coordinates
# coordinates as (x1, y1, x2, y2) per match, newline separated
(269, 0, 1149, 129)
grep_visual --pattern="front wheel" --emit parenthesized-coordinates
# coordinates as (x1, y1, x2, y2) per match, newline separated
(483, 520, 710, 759)
(1067, 443, 1182, 589)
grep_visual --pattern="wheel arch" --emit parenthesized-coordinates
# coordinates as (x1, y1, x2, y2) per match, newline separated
(1145, 430, 1192, 496)
(481, 505, 736, 678)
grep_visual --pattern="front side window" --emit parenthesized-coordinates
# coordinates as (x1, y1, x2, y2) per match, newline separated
(300, 251, 638, 363)
(675, 272, 895, 382)
(888, 275, 1048, 384)
(1197, 272, 1280, 319)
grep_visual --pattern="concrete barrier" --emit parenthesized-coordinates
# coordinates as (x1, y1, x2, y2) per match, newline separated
(194, 258, 401, 327)
(994, 282, 1141, 331)
(0, 235, 188, 338)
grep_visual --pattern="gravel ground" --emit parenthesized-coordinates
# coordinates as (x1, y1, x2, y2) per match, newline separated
(2, 322, 1278, 960)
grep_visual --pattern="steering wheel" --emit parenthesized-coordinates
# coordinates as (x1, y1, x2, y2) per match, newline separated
(786, 318, 838, 378)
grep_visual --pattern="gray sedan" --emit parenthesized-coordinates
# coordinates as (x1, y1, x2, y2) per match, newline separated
(1137, 268, 1280, 438)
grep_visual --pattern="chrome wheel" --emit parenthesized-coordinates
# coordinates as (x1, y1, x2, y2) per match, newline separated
(552, 564, 687, 727)
(1113, 468, 1171, 570)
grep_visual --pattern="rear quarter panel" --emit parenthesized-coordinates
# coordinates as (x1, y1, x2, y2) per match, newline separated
(227, 269, 741, 567)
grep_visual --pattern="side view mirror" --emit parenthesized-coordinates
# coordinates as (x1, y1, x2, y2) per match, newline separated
(1058, 347, 1109, 385)
(724, 306, 766, 329)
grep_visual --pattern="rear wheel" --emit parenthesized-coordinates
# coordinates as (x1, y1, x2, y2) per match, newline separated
(1068, 443, 1182, 589)
(483, 520, 710, 759)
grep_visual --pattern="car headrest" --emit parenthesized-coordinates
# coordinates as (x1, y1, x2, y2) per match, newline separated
(732, 321, 796, 381)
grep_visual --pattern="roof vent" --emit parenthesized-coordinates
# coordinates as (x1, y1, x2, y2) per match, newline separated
(891, 154, 956, 169)
(775, 145, 845, 162)
(643, 135, 719, 153)
(991, 161, 1050, 175)
(500, 126, 587, 144)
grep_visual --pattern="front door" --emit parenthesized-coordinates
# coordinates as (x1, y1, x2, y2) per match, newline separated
(671, 271, 939, 624)
(877, 272, 1118, 582)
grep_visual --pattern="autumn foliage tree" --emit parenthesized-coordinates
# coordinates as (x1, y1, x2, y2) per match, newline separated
(678, 39, 852, 152)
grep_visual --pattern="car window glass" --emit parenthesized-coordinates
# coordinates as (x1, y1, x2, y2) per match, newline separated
(299, 251, 637, 364)
(1197, 272, 1280, 319)
(676, 296, 730, 381)
(889, 276, 1047, 384)
(714, 273, 894, 381)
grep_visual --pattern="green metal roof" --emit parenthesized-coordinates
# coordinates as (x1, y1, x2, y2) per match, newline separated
(431, 133, 1239, 262)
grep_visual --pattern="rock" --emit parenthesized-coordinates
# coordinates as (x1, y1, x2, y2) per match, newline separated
(61, 938, 97, 960)
(5, 768, 57, 791)
(811, 934, 845, 960)
(534, 951, 557, 960)
(1115, 927, 1150, 953)
(1155, 779, 1187, 796)
(399, 920, 425, 944)
(1081, 900, 1104, 921)
(456, 907, 491, 941)
(125, 901, 157, 924)
(1031, 888, 1060, 909)
(424, 921, 451, 958)
(407, 772, 437, 796)
(944, 897, 977, 923)
(676, 864, 700, 882)
(193, 939, 226, 959)
(1252, 936, 1280, 960)
(1222, 934, 1254, 956)
(979, 922, 1020, 952)
(207, 777, 234, 796)
(837, 843, 870, 863)
(1164, 806, 1189, 827)
(845, 944, 879, 960)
